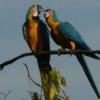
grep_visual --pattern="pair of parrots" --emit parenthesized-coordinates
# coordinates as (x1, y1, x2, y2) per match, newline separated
(22, 4, 100, 98)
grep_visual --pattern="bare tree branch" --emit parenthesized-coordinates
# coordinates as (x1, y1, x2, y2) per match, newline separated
(62, 90, 71, 100)
(23, 63, 45, 100)
(23, 63, 42, 88)
(0, 49, 100, 70)
(0, 90, 12, 100)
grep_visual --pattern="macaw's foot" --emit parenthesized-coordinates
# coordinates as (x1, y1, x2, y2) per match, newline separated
(70, 49, 76, 56)
(66, 49, 75, 56)
(57, 48, 65, 56)
(65, 49, 74, 56)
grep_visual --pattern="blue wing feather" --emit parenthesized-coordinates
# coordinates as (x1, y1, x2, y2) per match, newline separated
(39, 20, 50, 50)
(59, 22, 90, 49)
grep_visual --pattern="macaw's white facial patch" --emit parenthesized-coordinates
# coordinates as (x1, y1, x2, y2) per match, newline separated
(45, 11, 52, 18)
(32, 10, 38, 17)
(32, 7, 38, 17)
(45, 12, 51, 18)
(45, 10, 54, 18)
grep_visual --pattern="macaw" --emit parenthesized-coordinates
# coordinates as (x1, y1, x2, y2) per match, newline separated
(22, 5, 52, 73)
(44, 9, 100, 98)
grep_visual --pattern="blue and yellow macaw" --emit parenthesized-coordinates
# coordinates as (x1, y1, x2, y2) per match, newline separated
(22, 5, 52, 73)
(44, 9, 100, 98)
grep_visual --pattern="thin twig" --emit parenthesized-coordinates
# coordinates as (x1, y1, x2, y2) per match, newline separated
(23, 63, 42, 88)
(56, 94, 65, 100)
(0, 50, 100, 70)
(0, 91, 5, 96)
(40, 87, 43, 100)
(4, 90, 12, 100)
(56, 94, 70, 100)
(0, 90, 12, 100)
(62, 90, 71, 100)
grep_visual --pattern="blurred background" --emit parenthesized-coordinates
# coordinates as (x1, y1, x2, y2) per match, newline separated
(0, 0, 100, 100)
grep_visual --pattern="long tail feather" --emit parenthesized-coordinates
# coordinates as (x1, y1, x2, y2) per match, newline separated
(76, 54, 100, 98)
(79, 42, 100, 59)
(36, 58, 52, 100)
(37, 59, 52, 73)
(85, 53, 100, 60)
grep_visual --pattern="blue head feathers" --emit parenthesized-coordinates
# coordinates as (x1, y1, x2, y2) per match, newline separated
(44, 9, 59, 21)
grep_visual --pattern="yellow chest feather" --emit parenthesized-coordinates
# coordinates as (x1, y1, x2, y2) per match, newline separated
(27, 21, 42, 51)
(47, 18, 59, 31)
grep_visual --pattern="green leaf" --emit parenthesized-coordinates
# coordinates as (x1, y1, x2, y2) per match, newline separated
(50, 84, 56, 100)
(61, 76, 66, 87)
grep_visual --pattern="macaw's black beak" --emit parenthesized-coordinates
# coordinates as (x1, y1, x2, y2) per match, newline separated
(37, 5, 44, 14)
(43, 11, 46, 18)
(43, 9, 47, 15)
(43, 10, 49, 19)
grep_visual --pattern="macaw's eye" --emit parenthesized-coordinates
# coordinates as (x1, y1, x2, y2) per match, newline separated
(45, 10, 53, 18)
(31, 5, 41, 15)
(31, 7, 38, 17)
(31, 7, 37, 12)
(45, 12, 50, 18)
(49, 10, 54, 15)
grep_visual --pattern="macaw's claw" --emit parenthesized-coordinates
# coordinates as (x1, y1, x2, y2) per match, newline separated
(57, 48, 65, 56)
(70, 49, 76, 56)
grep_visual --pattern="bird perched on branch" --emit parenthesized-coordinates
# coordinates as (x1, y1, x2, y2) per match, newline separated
(44, 9, 100, 98)
(22, 5, 52, 73)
